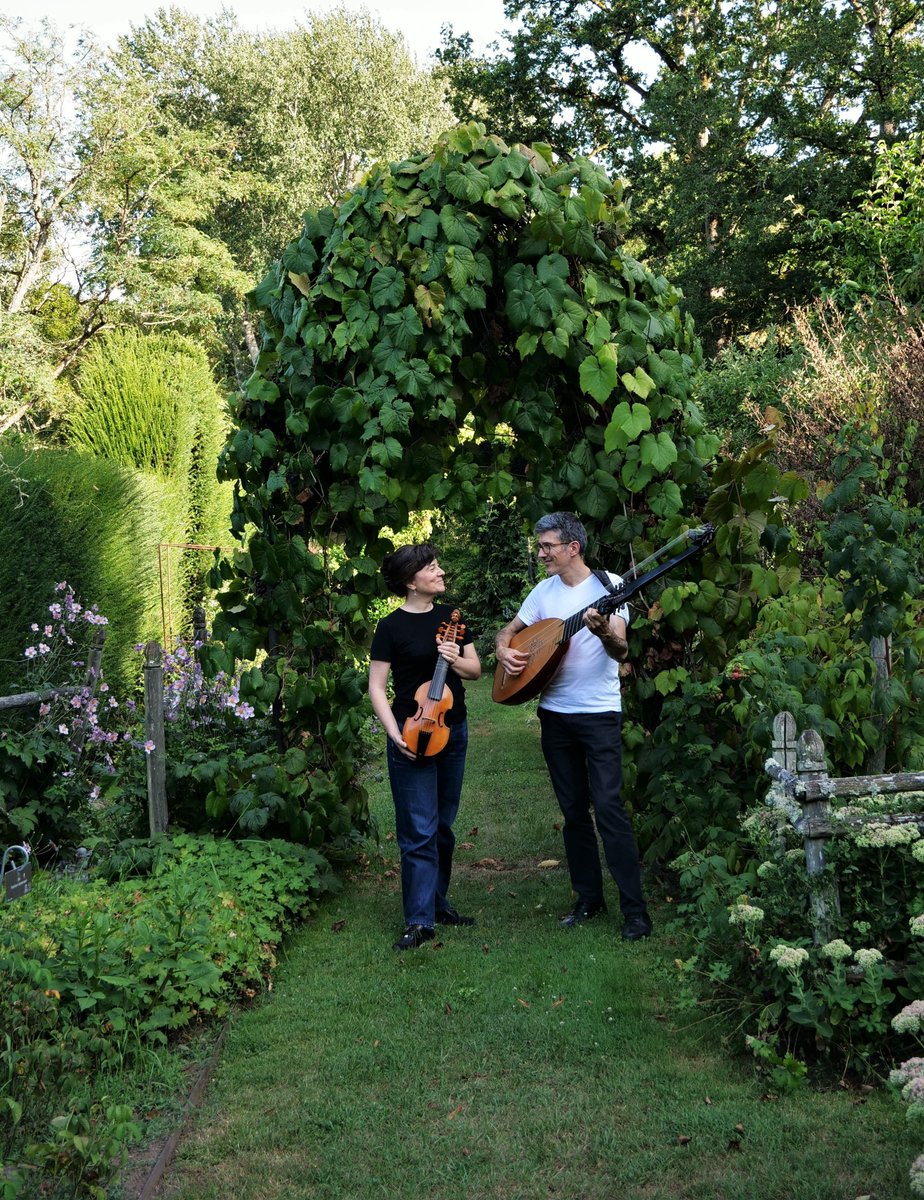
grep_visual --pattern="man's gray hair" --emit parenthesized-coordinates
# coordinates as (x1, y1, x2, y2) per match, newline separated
(534, 511, 587, 556)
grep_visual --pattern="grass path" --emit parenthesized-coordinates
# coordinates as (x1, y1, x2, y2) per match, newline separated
(157, 680, 916, 1200)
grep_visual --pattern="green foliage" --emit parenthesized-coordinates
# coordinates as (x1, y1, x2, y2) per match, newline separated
(0, 15, 245, 370)
(0, 448, 186, 693)
(0, 312, 58, 431)
(0, 584, 143, 850)
(808, 135, 924, 307)
(118, 7, 451, 380)
(631, 426, 924, 864)
(822, 422, 922, 643)
(211, 121, 801, 851)
(431, 503, 532, 655)
(0, 834, 334, 1194)
(693, 330, 803, 453)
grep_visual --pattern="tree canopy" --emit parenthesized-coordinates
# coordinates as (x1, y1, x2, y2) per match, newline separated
(438, 0, 924, 344)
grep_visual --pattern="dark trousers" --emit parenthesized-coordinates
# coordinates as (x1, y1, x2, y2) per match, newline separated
(538, 708, 646, 918)
(388, 721, 468, 928)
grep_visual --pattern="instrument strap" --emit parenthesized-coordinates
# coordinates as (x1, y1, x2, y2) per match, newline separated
(591, 568, 617, 594)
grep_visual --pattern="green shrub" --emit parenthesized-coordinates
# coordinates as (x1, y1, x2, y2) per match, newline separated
(431, 502, 532, 658)
(67, 328, 233, 609)
(0, 448, 188, 693)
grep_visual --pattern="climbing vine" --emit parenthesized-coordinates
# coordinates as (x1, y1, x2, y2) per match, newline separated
(207, 122, 804, 846)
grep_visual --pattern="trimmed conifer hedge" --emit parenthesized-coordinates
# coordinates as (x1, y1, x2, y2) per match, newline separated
(0, 447, 187, 694)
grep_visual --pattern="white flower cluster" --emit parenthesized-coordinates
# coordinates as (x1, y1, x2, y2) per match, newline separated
(854, 821, 920, 849)
(913, 841, 924, 864)
(821, 939, 853, 962)
(728, 902, 765, 928)
(911, 914, 924, 938)
(911, 1152, 924, 1200)
(854, 947, 883, 971)
(893, 1000, 924, 1036)
(768, 944, 810, 972)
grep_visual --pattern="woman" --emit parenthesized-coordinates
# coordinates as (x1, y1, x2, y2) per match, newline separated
(369, 543, 481, 951)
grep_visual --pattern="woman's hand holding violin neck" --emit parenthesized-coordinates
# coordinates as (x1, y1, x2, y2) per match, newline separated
(437, 639, 461, 664)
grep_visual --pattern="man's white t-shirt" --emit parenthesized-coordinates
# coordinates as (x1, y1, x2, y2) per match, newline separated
(516, 571, 629, 714)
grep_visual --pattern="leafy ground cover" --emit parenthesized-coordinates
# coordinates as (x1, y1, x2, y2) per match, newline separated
(151, 678, 917, 1200)
(0, 836, 334, 1197)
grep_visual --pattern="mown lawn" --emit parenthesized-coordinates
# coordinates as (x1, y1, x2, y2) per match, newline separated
(152, 678, 917, 1200)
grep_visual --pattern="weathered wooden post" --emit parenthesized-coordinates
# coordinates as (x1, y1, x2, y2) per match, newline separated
(771, 711, 797, 774)
(144, 641, 168, 836)
(795, 728, 839, 943)
(69, 626, 107, 757)
(192, 606, 209, 644)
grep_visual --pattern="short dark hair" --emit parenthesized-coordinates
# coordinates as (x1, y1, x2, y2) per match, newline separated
(381, 542, 438, 596)
(534, 512, 587, 556)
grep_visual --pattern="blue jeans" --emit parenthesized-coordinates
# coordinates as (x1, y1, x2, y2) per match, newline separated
(538, 708, 646, 919)
(388, 720, 468, 928)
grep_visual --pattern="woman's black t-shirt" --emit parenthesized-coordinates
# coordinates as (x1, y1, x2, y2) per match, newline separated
(370, 604, 474, 726)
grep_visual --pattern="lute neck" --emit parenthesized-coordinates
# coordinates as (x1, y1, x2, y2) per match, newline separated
(559, 596, 615, 645)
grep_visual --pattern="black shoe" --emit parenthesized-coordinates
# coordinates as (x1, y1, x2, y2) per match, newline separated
(436, 904, 476, 927)
(392, 924, 435, 951)
(621, 914, 653, 941)
(560, 898, 607, 928)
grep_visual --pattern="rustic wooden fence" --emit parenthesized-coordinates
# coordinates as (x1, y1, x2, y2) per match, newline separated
(765, 710, 924, 943)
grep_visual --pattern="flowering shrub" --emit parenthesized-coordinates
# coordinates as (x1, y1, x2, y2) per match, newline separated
(0, 583, 148, 849)
(673, 785, 924, 1079)
(1, 584, 364, 854)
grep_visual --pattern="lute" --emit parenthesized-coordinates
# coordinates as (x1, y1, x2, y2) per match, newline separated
(492, 524, 715, 706)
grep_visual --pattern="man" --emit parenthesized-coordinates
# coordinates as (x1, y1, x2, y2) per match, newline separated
(494, 512, 652, 940)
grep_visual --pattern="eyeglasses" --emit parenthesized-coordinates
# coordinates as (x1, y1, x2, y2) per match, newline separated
(535, 541, 571, 555)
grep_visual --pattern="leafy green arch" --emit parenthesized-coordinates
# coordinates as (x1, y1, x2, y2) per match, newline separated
(207, 122, 800, 846)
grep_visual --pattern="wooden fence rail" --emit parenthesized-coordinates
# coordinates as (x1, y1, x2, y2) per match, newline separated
(765, 710, 924, 943)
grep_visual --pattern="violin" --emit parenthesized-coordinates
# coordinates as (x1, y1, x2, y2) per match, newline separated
(402, 609, 465, 759)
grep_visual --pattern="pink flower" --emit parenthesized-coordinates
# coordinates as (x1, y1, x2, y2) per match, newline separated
(58, 723, 69, 735)
(143, 740, 156, 754)
(38, 643, 50, 655)
(39, 703, 50, 716)
(24, 646, 37, 658)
